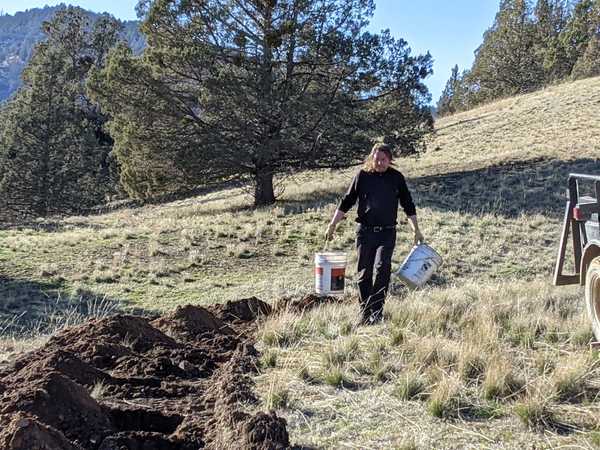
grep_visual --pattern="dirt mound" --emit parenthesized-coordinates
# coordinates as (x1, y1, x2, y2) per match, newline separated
(275, 293, 345, 313)
(243, 412, 290, 449)
(0, 413, 85, 450)
(0, 371, 114, 444)
(108, 348, 216, 380)
(211, 297, 272, 322)
(152, 304, 235, 341)
(3, 349, 110, 387)
(0, 298, 290, 449)
(49, 315, 179, 353)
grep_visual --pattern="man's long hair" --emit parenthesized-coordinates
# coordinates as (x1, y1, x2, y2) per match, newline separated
(363, 143, 394, 172)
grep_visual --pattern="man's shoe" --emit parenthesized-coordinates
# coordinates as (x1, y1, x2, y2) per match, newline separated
(368, 312, 383, 325)
(357, 314, 370, 326)
(358, 312, 383, 326)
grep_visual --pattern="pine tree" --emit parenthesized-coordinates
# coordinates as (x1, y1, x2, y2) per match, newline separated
(0, 7, 122, 221)
(561, 0, 597, 73)
(534, 0, 571, 82)
(571, 34, 600, 78)
(89, 0, 433, 206)
(0, 45, 95, 218)
(570, 0, 600, 78)
(468, 0, 543, 105)
(0, 66, 6, 97)
(437, 65, 470, 116)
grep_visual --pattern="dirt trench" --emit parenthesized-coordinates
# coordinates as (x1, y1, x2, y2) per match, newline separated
(0, 297, 289, 450)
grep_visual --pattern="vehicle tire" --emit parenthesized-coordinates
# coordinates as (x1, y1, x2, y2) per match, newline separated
(585, 256, 600, 342)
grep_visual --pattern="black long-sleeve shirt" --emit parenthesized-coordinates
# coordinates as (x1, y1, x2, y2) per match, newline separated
(338, 168, 416, 226)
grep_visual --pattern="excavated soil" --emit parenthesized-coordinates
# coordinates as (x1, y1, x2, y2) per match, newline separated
(274, 293, 346, 313)
(0, 297, 291, 450)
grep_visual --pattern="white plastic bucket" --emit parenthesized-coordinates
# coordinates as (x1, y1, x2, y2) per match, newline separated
(315, 252, 347, 295)
(394, 243, 442, 289)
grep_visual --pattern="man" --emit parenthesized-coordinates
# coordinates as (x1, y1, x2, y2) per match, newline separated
(325, 143, 423, 325)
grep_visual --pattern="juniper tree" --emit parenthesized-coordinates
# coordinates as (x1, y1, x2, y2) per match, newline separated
(533, 0, 570, 82)
(0, 7, 122, 220)
(571, 34, 600, 78)
(561, 0, 600, 72)
(0, 69, 6, 102)
(437, 65, 469, 116)
(0, 45, 94, 218)
(89, 0, 433, 206)
(468, 0, 542, 105)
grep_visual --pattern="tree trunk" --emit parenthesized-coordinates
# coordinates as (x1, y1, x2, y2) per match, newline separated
(254, 169, 275, 206)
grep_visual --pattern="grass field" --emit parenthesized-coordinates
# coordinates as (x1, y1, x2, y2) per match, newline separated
(1, 76, 600, 448)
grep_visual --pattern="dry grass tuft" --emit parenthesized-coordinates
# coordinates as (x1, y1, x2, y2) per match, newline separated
(458, 346, 487, 384)
(265, 384, 290, 410)
(427, 375, 465, 419)
(514, 392, 558, 432)
(395, 438, 418, 450)
(393, 370, 428, 401)
(322, 366, 351, 388)
(260, 349, 278, 369)
(90, 380, 109, 401)
(482, 356, 524, 401)
(322, 337, 361, 368)
(551, 354, 598, 403)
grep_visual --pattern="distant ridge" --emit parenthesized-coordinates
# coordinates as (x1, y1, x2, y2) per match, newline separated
(0, 5, 144, 102)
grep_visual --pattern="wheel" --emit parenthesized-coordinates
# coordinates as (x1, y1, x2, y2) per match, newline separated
(585, 256, 600, 342)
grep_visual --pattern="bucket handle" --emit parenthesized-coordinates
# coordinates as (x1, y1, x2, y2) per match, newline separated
(322, 236, 329, 252)
(402, 253, 444, 268)
(401, 256, 443, 266)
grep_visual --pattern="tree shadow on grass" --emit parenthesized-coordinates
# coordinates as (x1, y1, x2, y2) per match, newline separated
(0, 180, 248, 231)
(275, 157, 600, 219)
(4, 157, 598, 229)
(0, 219, 107, 233)
(0, 275, 157, 337)
(412, 157, 600, 218)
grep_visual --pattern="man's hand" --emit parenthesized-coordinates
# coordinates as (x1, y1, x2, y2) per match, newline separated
(325, 223, 336, 241)
(325, 210, 345, 242)
(413, 230, 425, 246)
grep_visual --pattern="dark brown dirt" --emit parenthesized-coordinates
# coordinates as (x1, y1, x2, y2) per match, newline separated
(244, 412, 289, 450)
(0, 299, 290, 450)
(0, 413, 85, 450)
(274, 293, 346, 313)
(211, 297, 272, 323)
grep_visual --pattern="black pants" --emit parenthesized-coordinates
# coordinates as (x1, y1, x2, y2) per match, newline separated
(356, 227, 396, 318)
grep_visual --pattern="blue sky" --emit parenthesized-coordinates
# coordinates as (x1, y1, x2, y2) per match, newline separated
(0, 0, 499, 102)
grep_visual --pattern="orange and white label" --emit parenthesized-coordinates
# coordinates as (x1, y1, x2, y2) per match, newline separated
(332, 268, 345, 277)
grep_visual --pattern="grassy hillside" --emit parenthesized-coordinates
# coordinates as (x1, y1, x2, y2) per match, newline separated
(2, 76, 600, 447)
(419, 76, 600, 175)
